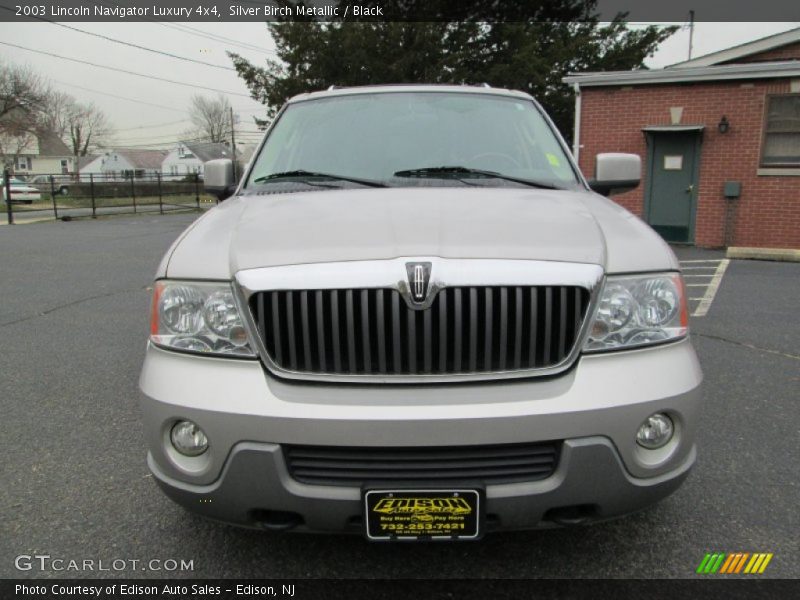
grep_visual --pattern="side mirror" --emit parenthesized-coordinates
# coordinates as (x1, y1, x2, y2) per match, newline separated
(588, 153, 641, 196)
(204, 159, 236, 201)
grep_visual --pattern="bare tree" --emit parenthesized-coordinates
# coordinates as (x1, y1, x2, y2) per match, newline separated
(0, 64, 47, 173)
(188, 93, 231, 143)
(0, 63, 48, 171)
(64, 101, 114, 168)
(38, 90, 74, 139)
(0, 62, 46, 124)
(38, 92, 114, 174)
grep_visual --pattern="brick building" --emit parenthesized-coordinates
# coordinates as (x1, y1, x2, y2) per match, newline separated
(564, 28, 800, 249)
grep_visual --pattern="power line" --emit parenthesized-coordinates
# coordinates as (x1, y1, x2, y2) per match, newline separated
(0, 7, 236, 71)
(54, 22, 235, 70)
(158, 22, 278, 55)
(1, 41, 251, 97)
(117, 126, 260, 144)
(51, 79, 189, 113)
(115, 119, 191, 131)
(112, 134, 245, 146)
(115, 133, 197, 143)
(114, 129, 228, 143)
(95, 0, 277, 55)
(114, 130, 212, 142)
(106, 136, 218, 149)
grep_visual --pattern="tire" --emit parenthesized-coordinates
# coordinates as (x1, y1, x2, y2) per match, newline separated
(59, 186, 70, 196)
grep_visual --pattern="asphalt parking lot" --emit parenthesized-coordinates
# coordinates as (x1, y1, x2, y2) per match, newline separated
(1, 214, 798, 579)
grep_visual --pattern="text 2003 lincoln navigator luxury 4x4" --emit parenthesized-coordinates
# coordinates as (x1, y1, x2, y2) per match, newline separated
(139, 85, 702, 540)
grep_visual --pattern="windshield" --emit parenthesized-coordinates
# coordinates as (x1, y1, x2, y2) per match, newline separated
(245, 92, 580, 189)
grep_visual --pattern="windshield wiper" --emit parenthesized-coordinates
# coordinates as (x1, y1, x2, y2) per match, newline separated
(393, 166, 562, 190)
(253, 170, 387, 188)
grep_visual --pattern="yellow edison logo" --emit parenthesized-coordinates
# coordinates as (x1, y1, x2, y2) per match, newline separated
(373, 497, 472, 516)
(697, 552, 773, 575)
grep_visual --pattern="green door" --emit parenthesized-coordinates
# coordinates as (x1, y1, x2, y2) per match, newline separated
(645, 132, 700, 243)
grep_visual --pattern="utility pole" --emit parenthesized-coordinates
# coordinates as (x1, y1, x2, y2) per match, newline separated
(688, 10, 695, 60)
(4, 168, 13, 225)
(230, 106, 238, 181)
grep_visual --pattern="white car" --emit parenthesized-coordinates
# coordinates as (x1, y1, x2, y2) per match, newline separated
(1, 177, 41, 204)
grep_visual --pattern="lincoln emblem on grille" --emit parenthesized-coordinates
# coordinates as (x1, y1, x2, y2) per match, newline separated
(405, 262, 432, 304)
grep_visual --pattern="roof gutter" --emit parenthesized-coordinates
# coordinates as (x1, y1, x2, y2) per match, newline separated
(563, 61, 800, 87)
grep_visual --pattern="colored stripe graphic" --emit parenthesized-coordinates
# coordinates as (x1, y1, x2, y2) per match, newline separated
(734, 553, 750, 574)
(745, 554, 760, 573)
(758, 554, 773, 573)
(697, 554, 712, 574)
(710, 554, 725, 573)
(719, 554, 736, 574)
(697, 552, 772, 575)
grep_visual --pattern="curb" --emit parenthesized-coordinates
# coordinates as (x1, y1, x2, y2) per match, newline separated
(0, 216, 55, 225)
(726, 247, 800, 262)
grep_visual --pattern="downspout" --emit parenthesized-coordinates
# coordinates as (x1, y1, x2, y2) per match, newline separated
(572, 82, 581, 165)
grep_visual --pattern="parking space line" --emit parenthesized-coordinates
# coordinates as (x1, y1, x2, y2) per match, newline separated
(679, 259, 723, 263)
(693, 259, 730, 317)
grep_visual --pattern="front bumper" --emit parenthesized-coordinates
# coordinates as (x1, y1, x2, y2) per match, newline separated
(139, 338, 703, 532)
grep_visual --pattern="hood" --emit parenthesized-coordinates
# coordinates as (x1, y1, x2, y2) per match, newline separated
(163, 187, 676, 279)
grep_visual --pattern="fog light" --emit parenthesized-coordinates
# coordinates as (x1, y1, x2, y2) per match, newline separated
(636, 413, 674, 449)
(170, 420, 209, 456)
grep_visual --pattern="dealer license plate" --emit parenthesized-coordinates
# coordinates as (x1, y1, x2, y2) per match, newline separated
(363, 489, 482, 541)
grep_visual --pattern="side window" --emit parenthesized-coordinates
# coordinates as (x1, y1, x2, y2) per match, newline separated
(761, 94, 800, 167)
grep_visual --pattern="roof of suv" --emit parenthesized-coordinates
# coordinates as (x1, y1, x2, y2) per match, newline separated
(288, 84, 534, 104)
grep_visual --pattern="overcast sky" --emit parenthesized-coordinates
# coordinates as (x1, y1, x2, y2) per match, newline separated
(1, 21, 798, 149)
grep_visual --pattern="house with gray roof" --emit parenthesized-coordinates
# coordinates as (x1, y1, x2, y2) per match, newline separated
(100, 149, 169, 181)
(2, 130, 74, 176)
(161, 141, 234, 180)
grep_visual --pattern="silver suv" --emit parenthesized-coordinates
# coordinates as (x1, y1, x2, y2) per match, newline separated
(139, 85, 702, 540)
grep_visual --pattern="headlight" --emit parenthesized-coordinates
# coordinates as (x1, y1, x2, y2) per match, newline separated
(584, 273, 688, 352)
(150, 280, 255, 357)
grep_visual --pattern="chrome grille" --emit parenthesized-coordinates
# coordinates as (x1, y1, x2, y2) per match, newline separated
(249, 286, 589, 376)
(283, 441, 561, 487)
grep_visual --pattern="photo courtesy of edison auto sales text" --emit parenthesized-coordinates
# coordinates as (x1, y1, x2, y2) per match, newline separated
(14, 584, 296, 597)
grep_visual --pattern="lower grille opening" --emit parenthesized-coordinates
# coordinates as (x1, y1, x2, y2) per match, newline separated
(542, 504, 599, 526)
(249, 509, 304, 531)
(283, 441, 561, 487)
